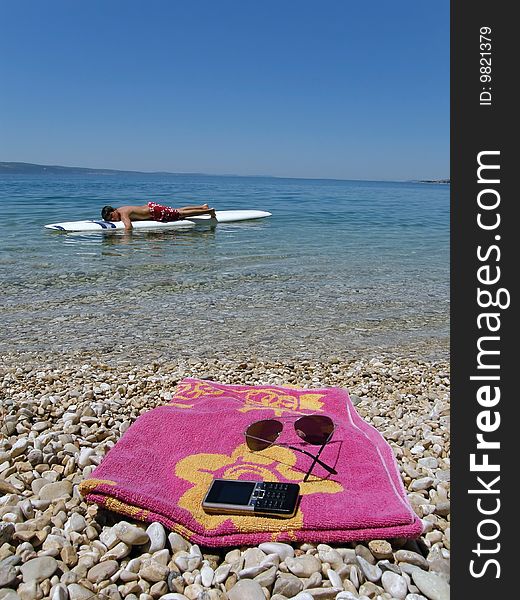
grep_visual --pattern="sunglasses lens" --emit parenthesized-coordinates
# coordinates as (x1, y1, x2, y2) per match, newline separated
(294, 415, 334, 445)
(245, 419, 283, 451)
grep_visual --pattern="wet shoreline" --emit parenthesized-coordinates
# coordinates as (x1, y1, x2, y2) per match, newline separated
(1, 272, 448, 366)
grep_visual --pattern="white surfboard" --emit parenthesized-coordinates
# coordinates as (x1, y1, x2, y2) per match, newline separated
(185, 210, 271, 224)
(45, 210, 271, 232)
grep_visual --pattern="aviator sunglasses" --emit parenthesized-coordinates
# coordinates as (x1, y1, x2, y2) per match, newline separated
(245, 415, 337, 482)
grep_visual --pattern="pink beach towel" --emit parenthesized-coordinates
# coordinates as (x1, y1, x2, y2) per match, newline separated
(80, 378, 422, 546)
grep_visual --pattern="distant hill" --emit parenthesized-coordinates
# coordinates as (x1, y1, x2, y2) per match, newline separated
(0, 162, 163, 175)
(0, 162, 450, 183)
(416, 179, 450, 184)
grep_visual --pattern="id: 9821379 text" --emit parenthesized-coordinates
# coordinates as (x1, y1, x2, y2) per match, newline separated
(480, 26, 492, 106)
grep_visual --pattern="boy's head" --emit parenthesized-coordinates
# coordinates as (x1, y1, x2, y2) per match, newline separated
(101, 206, 116, 221)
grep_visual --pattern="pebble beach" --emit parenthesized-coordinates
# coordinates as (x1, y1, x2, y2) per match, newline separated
(1, 352, 450, 600)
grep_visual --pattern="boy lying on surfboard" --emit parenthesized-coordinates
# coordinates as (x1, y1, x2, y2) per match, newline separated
(101, 202, 216, 231)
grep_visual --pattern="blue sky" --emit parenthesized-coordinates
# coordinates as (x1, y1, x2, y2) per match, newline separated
(0, 1, 449, 180)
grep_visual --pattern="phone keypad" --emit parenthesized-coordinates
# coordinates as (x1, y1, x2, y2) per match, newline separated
(252, 482, 292, 512)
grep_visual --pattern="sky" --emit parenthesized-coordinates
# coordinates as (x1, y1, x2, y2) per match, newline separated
(0, 1, 449, 181)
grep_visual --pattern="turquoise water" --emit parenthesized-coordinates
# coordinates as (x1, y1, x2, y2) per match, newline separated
(0, 173, 449, 363)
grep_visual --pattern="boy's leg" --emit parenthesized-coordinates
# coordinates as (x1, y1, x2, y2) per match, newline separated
(177, 204, 209, 210)
(178, 206, 217, 219)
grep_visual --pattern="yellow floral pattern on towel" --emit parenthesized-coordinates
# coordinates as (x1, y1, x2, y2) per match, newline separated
(175, 443, 343, 533)
(237, 388, 326, 416)
(170, 380, 327, 416)
(167, 380, 225, 408)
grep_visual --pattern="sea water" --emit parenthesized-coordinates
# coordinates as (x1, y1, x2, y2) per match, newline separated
(0, 173, 449, 363)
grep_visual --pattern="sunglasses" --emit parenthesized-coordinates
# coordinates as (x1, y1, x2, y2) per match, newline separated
(245, 415, 337, 482)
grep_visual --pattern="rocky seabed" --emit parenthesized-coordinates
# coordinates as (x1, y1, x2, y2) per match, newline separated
(0, 356, 449, 600)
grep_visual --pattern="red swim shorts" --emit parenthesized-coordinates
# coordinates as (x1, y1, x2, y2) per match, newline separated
(147, 202, 181, 222)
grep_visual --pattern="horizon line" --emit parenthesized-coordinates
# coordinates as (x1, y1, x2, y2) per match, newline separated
(0, 161, 450, 185)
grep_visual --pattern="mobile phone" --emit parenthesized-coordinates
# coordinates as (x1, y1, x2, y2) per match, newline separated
(202, 479, 300, 518)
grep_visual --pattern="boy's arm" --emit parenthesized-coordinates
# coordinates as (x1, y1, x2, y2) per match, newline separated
(119, 208, 133, 230)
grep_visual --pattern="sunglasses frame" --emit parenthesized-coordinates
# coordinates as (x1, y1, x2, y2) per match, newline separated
(245, 415, 337, 482)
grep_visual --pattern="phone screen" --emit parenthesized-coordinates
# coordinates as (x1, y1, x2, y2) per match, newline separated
(204, 480, 255, 506)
